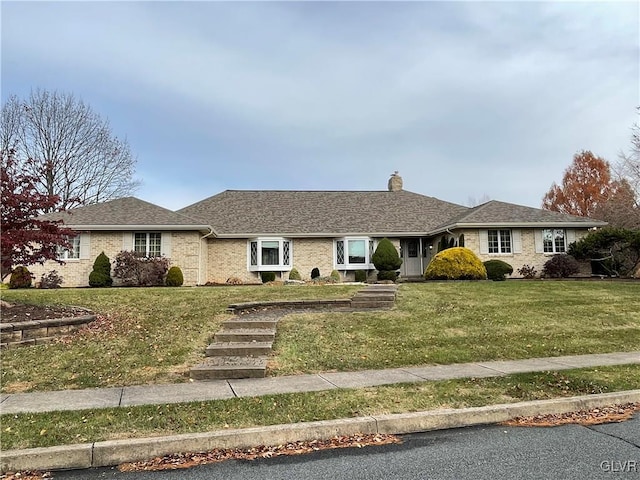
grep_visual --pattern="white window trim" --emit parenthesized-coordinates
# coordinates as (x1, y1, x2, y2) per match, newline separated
(57, 235, 81, 261)
(134, 232, 163, 257)
(542, 228, 567, 254)
(487, 229, 513, 255)
(334, 237, 376, 270)
(247, 237, 292, 272)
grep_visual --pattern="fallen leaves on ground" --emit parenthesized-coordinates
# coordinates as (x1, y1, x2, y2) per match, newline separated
(0, 472, 51, 480)
(118, 433, 402, 472)
(501, 402, 640, 427)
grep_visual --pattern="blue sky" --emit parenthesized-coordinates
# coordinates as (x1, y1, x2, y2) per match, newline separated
(2, 1, 638, 210)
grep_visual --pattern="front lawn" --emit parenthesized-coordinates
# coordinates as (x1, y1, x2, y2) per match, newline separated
(0, 285, 360, 393)
(271, 281, 640, 375)
(1, 281, 638, 394)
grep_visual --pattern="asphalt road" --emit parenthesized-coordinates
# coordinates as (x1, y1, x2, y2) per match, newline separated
(52, 415, 640, 480)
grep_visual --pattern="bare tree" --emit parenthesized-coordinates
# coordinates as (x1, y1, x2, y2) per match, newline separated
(0, 89, 138, 212)
(466, 194, 491, 207)
(616, 109, 640, 205)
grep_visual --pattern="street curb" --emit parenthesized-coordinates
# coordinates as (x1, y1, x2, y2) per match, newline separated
(2, 390, 639, 473)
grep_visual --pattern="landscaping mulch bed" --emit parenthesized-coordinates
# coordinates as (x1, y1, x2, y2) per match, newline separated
(0, 303, 91, 323)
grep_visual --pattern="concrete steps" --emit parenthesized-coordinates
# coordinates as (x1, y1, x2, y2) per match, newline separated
(214, 328, 276, 343)
(190, 356, 268, 380)
(191, 283, 399, 380)
(350, 284, 397, 309)
(205, 341, 273, 357)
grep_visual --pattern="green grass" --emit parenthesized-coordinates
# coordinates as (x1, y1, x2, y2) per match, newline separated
(2, 364, 638, 450)
(271, 281, 640, 375)
(0, 285, 360, 393)
(2, 282, 638, 394)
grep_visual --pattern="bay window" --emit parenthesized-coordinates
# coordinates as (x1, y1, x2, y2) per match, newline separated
(248, 238, 291, 271)
(335, 237, 376, 269)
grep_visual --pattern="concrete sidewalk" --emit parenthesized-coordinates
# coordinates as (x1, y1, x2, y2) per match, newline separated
(2, 351, 638, 415)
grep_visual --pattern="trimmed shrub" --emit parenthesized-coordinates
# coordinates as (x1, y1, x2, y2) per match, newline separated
(372, 238, 402, 281)
(354, 270, 367, 282)
(89, 271, 111, 288)
(329, 270, 341, 282)
(9, 266, 33, 289)
(165, 266, 184, 287)
(424, 247, 487, 280)
(89, 252, 112, 287)
(261, 271, 276, 283)
(377, 270, 398, 281)
(39, 270, 63, 289)
(483, 259, 513, 281)
(113, 251, 169, 286)
(288, 268, 302, 281)
(517, 264, 537, 279)
(311, 267, 321, 279)
(542, 255, 580, 278)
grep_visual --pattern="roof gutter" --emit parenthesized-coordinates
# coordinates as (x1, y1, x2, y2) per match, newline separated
(65, 224, 214, 234)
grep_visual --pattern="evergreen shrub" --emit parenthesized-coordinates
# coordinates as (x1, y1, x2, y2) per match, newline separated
(288, 268, 302, 281)
(329, 270, 341, 282)
(9, 266, 33, 289)
(483, 259, 513, 281)
(372, 238, 402, 281)
(261, 271, 276, 283)
(354, 270, 367, 282)
(89, 252, 113, 287)
(311, 267, 321, 279)
(424, 247, 487, 280)
(165, 266, 184, 286)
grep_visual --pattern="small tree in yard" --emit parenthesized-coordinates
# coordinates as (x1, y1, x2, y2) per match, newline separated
(1, 149, 74, 280)
(89, 252, 113, 287)
(372, 238, 402, 281)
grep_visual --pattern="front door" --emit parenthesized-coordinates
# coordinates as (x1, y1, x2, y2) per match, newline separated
(401, 239, 423, 276)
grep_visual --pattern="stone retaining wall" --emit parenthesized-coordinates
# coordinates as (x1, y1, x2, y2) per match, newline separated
(0, 315, 96, 348)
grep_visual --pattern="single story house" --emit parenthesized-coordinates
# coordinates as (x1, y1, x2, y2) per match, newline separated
(30, 173, 606, 286)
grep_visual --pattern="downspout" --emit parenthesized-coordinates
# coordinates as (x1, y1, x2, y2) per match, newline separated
(198, 227, 215, 285)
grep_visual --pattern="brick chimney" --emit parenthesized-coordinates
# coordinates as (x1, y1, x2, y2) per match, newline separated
(388, 171, 403, 192)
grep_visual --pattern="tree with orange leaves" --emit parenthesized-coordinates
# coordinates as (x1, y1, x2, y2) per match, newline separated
(542, 150, 614, 218)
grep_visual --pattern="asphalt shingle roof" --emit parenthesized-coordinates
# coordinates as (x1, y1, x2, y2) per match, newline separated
(40, 197, 208, 229)
(435, 200, 607, 229)
(178, 190, 470, 236)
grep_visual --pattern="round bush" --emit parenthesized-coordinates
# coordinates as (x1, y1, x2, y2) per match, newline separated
(542, 255, 580, 278)
(372, 238, 402, 271)
(165, 266, 184, 286)
(9, 266, 33, 289)
(354, 270, 367, 282)
(311, 267, 321, 279)
(483, 259, 513, 281)
(424, 247, 487, 280)
(261, 271, 276, 283)
(288, 268, 302, 281)
(329, 270, 341, 282)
